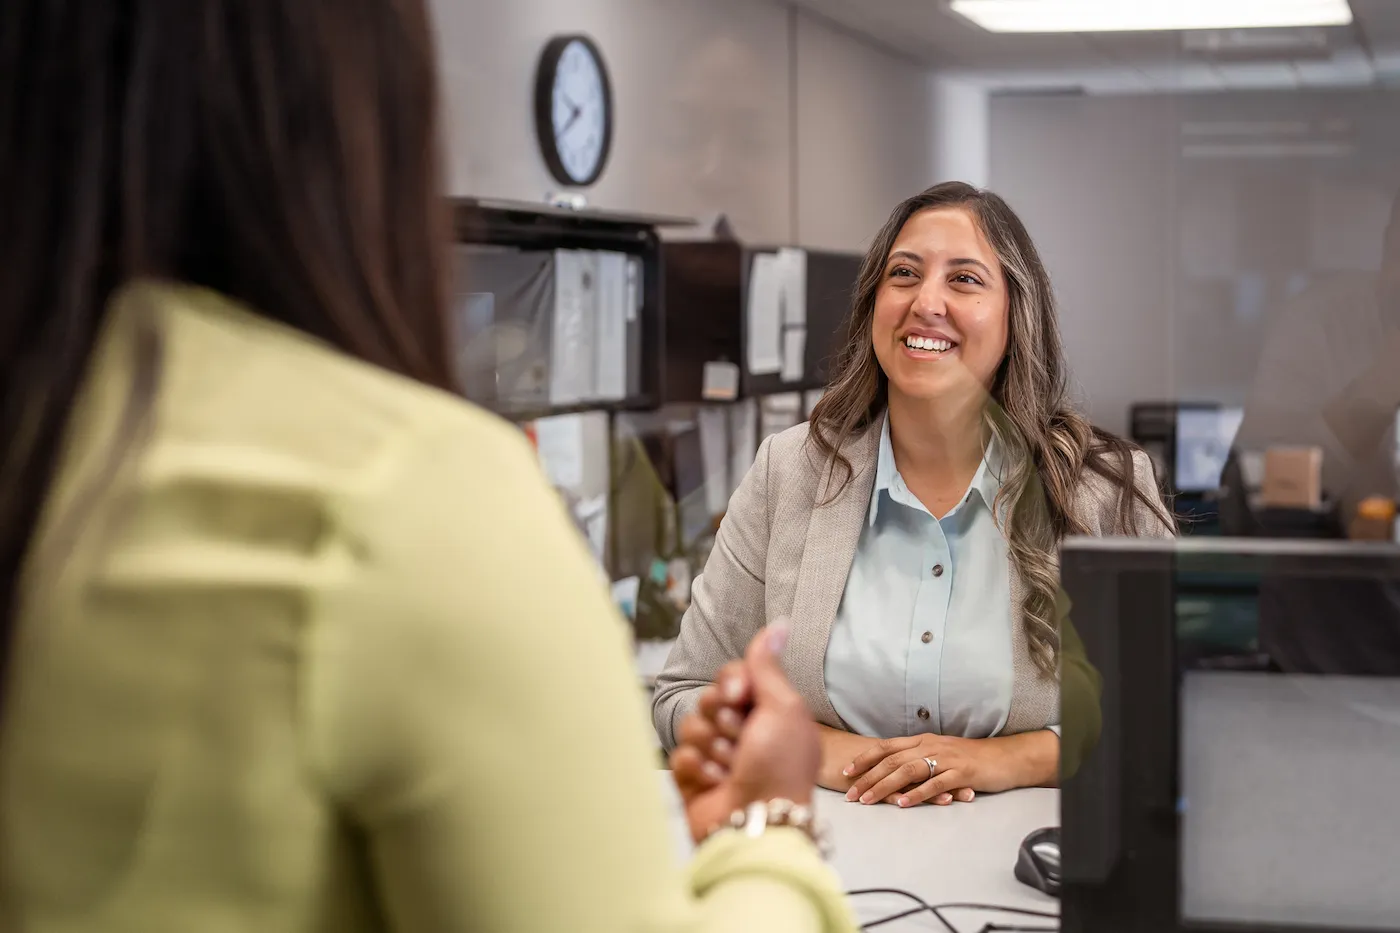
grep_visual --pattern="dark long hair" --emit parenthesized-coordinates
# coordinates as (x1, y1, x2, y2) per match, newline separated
(810, 182, 1174, 673)
(0, 1, 453, 685)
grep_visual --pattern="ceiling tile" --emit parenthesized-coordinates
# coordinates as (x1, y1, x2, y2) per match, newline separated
(1215, 61, 1301, 89)
(1294, 47, 1376, 86)
(784, 0, 1376, 94)
(1136, 62, 1230, 92)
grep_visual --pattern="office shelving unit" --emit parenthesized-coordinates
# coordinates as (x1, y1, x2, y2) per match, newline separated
(448, 198, 696, 580)
(659, 240, 860, 404)
(449, 196, 693, 421)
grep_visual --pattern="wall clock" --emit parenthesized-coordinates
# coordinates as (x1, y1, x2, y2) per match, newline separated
(534, 34, 614, 188)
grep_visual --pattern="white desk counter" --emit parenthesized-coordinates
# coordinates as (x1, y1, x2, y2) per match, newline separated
(822, 786, 1059, 931)
(661, 774, 1059, 932)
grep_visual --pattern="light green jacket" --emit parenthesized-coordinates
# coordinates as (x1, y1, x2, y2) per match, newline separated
(0, 282, 854, 933)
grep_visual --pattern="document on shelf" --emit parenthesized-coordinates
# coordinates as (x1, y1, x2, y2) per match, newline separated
(625, 255, 641, 323)
(778, 247, 807, 329)
(533, 413, 586, 489)
(780, 327, 806, 383)
(625, 255, 644, 396)
(594, 250, 628, 401)
(550, 249, 597, 404)
(729, 397, 759, 484)
(698, 406, 731, 518)
(746, 253, 783, 375)
(761, 393, 803, 441)
(777, 247, 807, 383)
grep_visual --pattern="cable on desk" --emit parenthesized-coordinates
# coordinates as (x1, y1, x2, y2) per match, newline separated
(846, 888, 950, 932)
(846, 889, 1059, 932)
(936, 903, 1058, 919)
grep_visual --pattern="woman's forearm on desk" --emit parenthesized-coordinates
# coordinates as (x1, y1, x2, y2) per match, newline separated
(817, 724, 880, 792)
(653, 435, 778, 750)
(986, 729, 1059, 790)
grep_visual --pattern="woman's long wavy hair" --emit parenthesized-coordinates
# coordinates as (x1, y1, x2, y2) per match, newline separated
(809, 182, 1174, 674)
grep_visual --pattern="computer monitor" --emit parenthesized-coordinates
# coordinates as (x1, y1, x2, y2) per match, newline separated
(1174, 405, 1244, 494)
(670, 427, 711, 549)
(1059, 537, 1400, 933)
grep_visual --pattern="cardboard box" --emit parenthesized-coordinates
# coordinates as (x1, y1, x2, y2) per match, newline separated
(1261, 446, 1323, 509)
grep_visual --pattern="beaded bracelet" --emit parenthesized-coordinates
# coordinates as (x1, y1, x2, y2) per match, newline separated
(704, 797, 832, 858)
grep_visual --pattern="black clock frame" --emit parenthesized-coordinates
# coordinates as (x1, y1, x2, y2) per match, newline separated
(533, 34, 614, 188)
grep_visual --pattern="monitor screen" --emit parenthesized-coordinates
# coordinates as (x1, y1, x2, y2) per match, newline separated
(1175, 406, 1244, 493)
(1060, 538, 1400, 933)
(1180, 668, 1400, 930)
(671, 428, 711, 548)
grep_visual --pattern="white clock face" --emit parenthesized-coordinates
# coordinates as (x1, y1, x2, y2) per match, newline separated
(550, 40, 609, 185)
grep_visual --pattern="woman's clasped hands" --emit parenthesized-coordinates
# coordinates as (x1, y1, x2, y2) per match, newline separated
(672, 630, 1023, 813)
(841, 734, 1016, 807)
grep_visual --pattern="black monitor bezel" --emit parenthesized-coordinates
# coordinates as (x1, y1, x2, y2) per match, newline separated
(1059, 536, 1400, 933)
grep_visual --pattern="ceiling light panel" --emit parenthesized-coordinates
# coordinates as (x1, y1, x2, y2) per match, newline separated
(949, 0, 1354, 34)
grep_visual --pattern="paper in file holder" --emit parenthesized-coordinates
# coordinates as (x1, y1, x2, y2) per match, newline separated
(450, 244, 643, 414)
(659, 242, 858, 404)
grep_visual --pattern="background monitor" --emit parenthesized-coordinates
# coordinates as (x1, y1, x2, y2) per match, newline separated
(670, 427, 712, 549)
(1059, 537, 1400, 933)
(1174, 405, 1245, 494)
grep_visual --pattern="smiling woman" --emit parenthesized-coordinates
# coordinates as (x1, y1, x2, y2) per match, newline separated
(871, 209, 1010, 433)
(654, 181, 1177, 808)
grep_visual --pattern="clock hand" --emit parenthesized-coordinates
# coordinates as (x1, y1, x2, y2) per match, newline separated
(558, 102, 584, 137)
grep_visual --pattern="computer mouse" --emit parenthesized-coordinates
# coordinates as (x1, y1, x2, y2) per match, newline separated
(1014, 826, 1061, 897)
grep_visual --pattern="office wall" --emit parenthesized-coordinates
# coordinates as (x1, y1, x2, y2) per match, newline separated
(989, 95, 1179, 436)
(431, 0, 933, 252)
(928, 76, 991, 188)
(989, 90, 1400, 437)
(794, 15, 936, 251)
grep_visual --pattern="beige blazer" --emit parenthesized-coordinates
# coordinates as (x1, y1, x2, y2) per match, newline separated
(651, 419, 1173, 751)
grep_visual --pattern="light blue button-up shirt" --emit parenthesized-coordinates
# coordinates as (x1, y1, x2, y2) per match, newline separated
(824, 414, 1032, 740)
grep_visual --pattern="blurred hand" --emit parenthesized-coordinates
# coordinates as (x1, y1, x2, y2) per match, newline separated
(669, 622, 820, 843)
(677, 658, 953, 807)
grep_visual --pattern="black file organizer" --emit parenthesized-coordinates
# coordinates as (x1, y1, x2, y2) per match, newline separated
(742, 247, 859, 398)
(658, 241, 860, 403)
(450, 197, 692, 421)
(658, 240, 744, 405)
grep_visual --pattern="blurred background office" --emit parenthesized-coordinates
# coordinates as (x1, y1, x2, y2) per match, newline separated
(450, 5, 1400, 928)
(439, 0, 1399, 658)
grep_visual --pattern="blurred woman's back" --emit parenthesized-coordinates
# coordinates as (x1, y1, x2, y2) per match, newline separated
(0, 2, 456, 927)
(0, 3, 853, 931)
